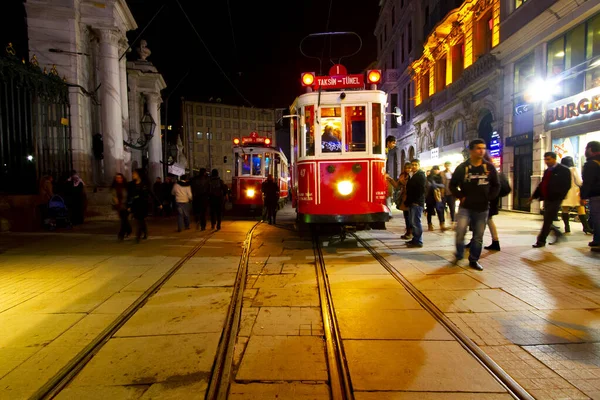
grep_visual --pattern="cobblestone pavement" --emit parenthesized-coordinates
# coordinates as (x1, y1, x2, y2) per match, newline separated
(375, 208, 600, 400)
(1, 207, 599, 399)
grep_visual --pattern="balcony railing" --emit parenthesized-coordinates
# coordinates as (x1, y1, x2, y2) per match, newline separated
(381, 69, 401, 85)
(414, 53, 500, 114)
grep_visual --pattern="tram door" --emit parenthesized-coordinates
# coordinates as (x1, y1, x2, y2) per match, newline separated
(513, 144, 532, 212)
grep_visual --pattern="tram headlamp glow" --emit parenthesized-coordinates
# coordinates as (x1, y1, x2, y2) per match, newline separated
(336, 180, 353, 196)
(246, 188, 256, 198)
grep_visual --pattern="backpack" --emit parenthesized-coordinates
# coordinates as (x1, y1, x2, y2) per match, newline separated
(498, 173, 512, 197)
(209, 178, 223, 197)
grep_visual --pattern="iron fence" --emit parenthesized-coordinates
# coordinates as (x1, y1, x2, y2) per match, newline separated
(0, 44, 72, 194)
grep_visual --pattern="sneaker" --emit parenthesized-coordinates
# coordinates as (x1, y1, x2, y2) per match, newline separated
(406, 241, 423, 248)
(532, 242, 545, 248)
(589, 241, 600, 247)
(469, 261, 483, 271)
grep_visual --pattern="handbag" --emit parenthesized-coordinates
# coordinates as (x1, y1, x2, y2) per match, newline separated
(434, 188, 442, 203)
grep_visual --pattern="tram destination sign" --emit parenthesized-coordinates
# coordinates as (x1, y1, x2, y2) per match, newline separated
(313, 74, 365, 89)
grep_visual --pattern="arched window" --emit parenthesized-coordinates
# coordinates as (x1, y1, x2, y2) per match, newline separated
(435, 129, 444, 148)
(452, 119, 465, 143)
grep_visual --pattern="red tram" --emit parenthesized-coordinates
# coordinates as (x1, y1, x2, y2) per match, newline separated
(289, 65, 389, 227)
(231, 132, 289, 210)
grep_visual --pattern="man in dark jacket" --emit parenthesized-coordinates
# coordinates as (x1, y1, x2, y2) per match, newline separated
(404, 159, 427, 247)
(191, 168, 210, 231)
(261, 174, 280, 225)
(529, 151, 571, 248)
(386, 135, 402, 218)
(450, 139, 500, 271)
(581, 141, 600, 249)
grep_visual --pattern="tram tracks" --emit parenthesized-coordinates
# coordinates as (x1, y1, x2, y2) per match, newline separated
(348, 232, 535, 400)
(30, 230, 220, 400)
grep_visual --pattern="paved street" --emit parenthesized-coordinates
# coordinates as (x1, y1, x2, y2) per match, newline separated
(0, 207, 598, 399)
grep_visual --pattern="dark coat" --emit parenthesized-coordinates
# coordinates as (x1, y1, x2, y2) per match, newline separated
(404, 170, 427, 207)
(532, 163, 571, 202)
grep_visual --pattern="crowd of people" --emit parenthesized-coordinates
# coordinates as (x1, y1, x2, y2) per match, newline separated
(385, 135, 600, 271)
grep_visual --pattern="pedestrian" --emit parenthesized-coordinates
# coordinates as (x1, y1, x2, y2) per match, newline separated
(580, 141, 600, 250)
(483, 153, 512, 251)
(385, 135, 401, 218)
(426, 165, 447, 231)
(65, 170, 86, 225)
(261, 174, 280, 224)
(387, 162, 413, 239)
(450, 139, 500, 271)
(111, 173, 131, 240)
(191, 168, 210, 231)
(128, 169, 161, 243)
(441, 161, 456, 223)
(404, 159, 427, 248)
(172, 174, 193, 232)
(208, 169, 228, 230)
(529, 152, 571, 248)
(560, 156, 592, 234)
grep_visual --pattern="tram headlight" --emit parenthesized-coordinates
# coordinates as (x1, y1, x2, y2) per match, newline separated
(336, 180, 353, 196)
(246, 188, 256, 198)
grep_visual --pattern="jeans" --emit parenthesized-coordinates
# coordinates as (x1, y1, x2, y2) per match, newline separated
(403, 210, 411, 231)
(177, 202, 191, 231)
(427, 202, 445, 225)
(589, 196, 600, 244)
(409, 205, 424, 244)
(537, 199, 562, 244)
(444, 195, 456, 222)
(455, 207, 489, 262)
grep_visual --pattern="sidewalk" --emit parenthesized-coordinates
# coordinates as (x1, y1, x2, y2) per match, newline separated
(374, 208, 600, 399)
(0, 216, 213, 399)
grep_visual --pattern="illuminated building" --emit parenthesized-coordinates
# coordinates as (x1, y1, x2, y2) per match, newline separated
(497, 0, 600, 213)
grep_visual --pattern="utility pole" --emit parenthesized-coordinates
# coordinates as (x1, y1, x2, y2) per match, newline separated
(208, 127, 212, 171)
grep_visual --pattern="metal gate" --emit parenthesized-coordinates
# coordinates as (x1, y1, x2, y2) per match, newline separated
(0, 44, 72, 194)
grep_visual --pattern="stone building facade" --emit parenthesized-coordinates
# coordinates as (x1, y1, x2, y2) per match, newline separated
(181, 101, 276, 184)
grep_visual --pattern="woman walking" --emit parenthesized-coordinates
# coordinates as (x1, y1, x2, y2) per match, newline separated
(560, 156, 592, 234)
(111, 173, 131, 240)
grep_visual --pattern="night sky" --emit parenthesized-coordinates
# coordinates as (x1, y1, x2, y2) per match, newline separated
(2, 0, 379, 122)
(126, 0, 379, 109)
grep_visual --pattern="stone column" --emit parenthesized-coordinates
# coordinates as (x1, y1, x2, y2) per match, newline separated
(146, 93, 163, 180)
(98, 28, 124, 182)
(119, 40, 131, 180)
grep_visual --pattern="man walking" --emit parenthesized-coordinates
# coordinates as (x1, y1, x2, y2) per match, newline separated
(580, 141, 600, 250)
(386, 135, 401, 218)
(529, 152, 571, 248)
(404, 159, 427, 248)
(441, 161, 456, 223)
(450, 139, 500, 271)
(261, 174, 280, 225)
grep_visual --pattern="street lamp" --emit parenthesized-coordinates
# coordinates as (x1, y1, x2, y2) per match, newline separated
(123, 109, 156, 150)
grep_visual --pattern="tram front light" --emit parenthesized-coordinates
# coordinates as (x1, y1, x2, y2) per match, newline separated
(367, 70, 382, 84)
(336, 180, 353, 196)
(246, 188, 256, 198)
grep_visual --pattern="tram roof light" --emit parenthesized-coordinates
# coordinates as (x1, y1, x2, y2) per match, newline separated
(233, 138, 240, 145)
(301, 72, 315, 86)
(367, 70, 382, 84)
(265, 138, 271, 145)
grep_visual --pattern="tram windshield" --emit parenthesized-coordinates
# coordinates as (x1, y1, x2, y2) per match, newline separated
(241, 154, 251, 175)
(252, 154, 262, 176)
(344, 106, 366, 152)
(321, 107, 342, 153)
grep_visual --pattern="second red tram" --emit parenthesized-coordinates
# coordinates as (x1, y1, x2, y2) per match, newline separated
(289, 67, 389, 227)
(231, 132, 289, 209)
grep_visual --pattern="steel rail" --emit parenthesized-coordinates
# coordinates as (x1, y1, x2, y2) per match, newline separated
(205, 221, 260, 400)
(31, 231, 218, 400)
(312, 231, 354, 400)
(351, 232, 535, 400)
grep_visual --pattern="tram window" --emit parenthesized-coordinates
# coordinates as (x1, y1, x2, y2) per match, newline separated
(241, 154, 251, 175)
(372, 103, 383, 154)
(265, 153, 272, 175)
(292, 116, 299, 162)
(304, 105, 315, 156)
(344, 106, 366, 152)
(321, 107, 342, 153)
(252, 154, 262, 176)
(235, 153, 240, 176)
(274, 159, 280, 179)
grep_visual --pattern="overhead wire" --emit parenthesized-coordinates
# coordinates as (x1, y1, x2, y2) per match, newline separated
(226, 0, 241, 76)
(317, 0, 335, 111)
(174, 0, 254, 107)
(119, 2, 166, 61)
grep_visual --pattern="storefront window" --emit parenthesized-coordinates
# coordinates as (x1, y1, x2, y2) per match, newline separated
(344, 106, 366, 152)
(552, 131, 600, 168)
(372, 103, 383, 154)
(514, 53, 535, 94)
(547, 14, 600, 98)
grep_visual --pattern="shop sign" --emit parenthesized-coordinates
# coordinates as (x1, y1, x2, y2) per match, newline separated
(489, 131, 501, 172)
(431, 147, 439, 160)
(545, 86, 600, 129)
(505, 132, 533, 146)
